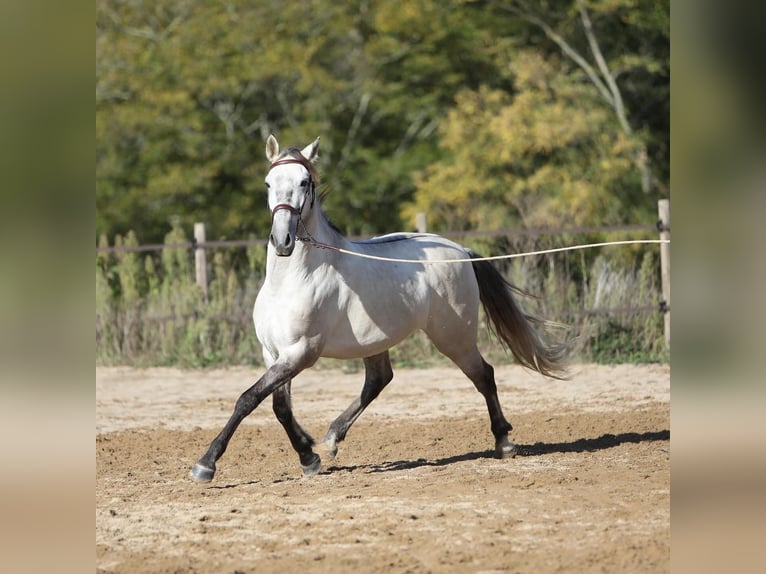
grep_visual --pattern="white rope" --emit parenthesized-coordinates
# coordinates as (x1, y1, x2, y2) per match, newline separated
(315, 239, 669, 265)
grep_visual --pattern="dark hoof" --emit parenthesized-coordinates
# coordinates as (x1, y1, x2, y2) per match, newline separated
(190, 462, 216, 482)
(301, 453, 322, 476)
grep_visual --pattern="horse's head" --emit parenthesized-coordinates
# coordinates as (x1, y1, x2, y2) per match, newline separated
(264, 134, 320, 256)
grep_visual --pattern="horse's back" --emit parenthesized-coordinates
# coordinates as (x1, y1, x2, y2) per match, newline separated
(355, 233, 477, 293)
(355, 232, 481, 323)
(354, 232, 469, 261)
(351, 232, 436, 246)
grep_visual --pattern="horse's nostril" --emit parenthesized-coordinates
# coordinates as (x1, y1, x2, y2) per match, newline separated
(269, 233, 276, 246)
(285, 233, 292, 247)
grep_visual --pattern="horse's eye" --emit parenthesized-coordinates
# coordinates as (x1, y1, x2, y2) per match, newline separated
(300, 179, 309, 187)
(265, 182, 270, 189)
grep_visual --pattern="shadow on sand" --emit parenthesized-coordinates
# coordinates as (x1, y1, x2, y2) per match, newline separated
(207, 429, 670, 487)
(326, 429, 670, 475)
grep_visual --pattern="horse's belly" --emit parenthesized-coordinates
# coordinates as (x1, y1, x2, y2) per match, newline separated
(320, 304, 421, 360)
(320, 326, 411, 360)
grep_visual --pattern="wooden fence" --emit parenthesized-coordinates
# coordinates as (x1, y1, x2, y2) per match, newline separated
(97, 201, 670, 349)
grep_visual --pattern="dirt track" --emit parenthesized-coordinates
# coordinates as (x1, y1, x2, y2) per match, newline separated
(96, 363, 670, 573)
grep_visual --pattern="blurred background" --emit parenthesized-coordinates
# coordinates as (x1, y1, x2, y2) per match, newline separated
(96, 0, 669, 241)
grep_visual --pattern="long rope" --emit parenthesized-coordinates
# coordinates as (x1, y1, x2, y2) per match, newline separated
(303, 238, 670, 264)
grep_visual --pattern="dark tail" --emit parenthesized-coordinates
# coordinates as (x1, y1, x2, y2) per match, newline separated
(470, 252, 569, 379)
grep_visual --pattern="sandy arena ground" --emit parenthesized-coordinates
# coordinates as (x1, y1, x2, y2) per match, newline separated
(96, 363, 670, 573)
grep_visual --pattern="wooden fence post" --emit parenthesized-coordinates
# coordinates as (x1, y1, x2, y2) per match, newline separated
(415, 212, 428, 233)
(657, 200, 670, 349)
(194, 222, 208, 303)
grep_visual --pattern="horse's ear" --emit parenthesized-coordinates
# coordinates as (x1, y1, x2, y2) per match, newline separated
(300, 137, 320, 163)
(266, 134, 280, 162)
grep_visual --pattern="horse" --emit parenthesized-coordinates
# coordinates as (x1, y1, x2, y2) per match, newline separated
(190, 134, 568, 482)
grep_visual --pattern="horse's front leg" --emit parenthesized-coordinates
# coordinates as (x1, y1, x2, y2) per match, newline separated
(318, 352, 393, 461)
(190, 362, 296, 482)
(272, 381, 321, 475)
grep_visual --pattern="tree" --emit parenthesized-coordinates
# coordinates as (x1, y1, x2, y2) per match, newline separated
(403, 0, 668, 231)
(404, 52, 644, 230)
(498, 0, 670, 193)
(96, 0, 668, 241)
(96, 0, 504, 241)
(97, 0, 365, 242)
(319, 0, 503, 235)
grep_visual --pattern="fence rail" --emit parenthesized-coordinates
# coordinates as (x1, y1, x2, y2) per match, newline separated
(96, 201, 670, 351)
(95, 223, 658, 254)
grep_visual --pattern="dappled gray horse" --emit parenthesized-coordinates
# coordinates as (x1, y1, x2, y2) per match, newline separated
(191, 135, 567, 482)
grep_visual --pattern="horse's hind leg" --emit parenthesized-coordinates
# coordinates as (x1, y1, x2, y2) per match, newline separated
(317, 351, 393, 460)
(469, 354, 517, 458)
(442, 345, 517, 458)
(272, 380, 321, 475)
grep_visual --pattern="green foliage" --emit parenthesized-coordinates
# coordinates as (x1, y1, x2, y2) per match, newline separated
(96, 0, 480, 240)
(404, 70, 645, 230)
(97, 0, 668, 241)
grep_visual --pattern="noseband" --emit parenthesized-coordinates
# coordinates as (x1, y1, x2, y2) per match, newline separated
(268, 158, 316, 220)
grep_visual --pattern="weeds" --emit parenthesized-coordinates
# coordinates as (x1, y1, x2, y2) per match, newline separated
(96, 227, 667, 367)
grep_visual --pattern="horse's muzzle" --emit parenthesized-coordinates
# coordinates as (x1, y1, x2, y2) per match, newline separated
(270, 217, 296, 256)
(270, 204, 300, 256)
(270, 231, 295, 256)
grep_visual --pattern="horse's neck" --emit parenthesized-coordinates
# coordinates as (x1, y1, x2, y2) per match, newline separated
(305, 206, 346, 248)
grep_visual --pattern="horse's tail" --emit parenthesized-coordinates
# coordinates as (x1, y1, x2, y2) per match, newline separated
(470, 252, 570, 379)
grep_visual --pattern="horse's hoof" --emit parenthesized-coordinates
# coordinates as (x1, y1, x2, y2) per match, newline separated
(301, 453, 322, 476)
(495, 441, 518, 459)
(190, 462, 216, 482)
(316, 439, 338, 461)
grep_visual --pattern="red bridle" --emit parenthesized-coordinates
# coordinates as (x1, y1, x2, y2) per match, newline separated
(268, 158, 316, 220)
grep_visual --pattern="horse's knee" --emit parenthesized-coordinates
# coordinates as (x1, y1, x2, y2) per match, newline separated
(235, 389, 258, 415)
